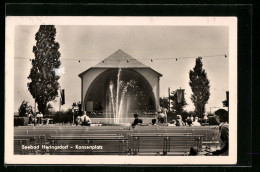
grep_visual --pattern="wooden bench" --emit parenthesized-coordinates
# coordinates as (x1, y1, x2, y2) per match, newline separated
(128, 133, 204, 155)
(14, 135, 47, 154)
(47, 134, 128, 155)
(14, 138, 29, 154)
(14, 135, 46, 144)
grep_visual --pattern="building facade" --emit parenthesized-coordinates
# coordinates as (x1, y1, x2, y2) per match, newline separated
(78, 49, 162, 116)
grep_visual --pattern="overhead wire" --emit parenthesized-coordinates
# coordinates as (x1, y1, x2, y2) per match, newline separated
(14, 54, 228, 63)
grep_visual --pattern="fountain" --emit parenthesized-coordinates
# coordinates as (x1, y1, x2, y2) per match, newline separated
(106, 68, 140, 124)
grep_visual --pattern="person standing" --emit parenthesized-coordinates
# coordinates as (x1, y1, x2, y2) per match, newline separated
(28, 113, 33, 124)
(212, 110, 229, 155)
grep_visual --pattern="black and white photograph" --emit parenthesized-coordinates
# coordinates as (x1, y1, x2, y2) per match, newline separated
(5, 17, 237, 164)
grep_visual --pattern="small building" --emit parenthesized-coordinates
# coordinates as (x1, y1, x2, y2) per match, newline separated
(78, 49, 162, 116)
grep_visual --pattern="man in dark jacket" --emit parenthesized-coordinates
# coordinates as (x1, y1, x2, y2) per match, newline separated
(212, 110, 229, 156)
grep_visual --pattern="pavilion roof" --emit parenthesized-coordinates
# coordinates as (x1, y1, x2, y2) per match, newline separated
(79, 49, 162, 78)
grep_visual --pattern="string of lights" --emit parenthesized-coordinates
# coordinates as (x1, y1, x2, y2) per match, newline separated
(14, 54, 228, 63)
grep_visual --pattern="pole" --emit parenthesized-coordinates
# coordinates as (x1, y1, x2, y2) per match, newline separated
(168, 87, 170, 112)
(58, 87, 61, 124)
(72, 109, 75, 125)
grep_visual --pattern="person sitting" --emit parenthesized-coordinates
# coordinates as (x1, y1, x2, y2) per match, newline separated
(176, 115, 185, 126)
(151, 119, 158, 126)
(81, 111, 92, 126)
(193, 116, 201, 126)
(131, 114, 142, 127)
(158, 108, 167, 124)
(190, 116, 194, 122)
(75, 116, 81, 126)
(186, 118, 193, 126)
(168, 119, 176, 126)
(212, 109, 229, 156)
(189, 147, 198, 156)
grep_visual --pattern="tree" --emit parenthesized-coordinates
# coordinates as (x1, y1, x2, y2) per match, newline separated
(159, 97, 169, 110)
(18, 100, 33, 117)
(169, 90, 187, 114)
(27, 25, 61, 115)
(189, 57, 210, 117)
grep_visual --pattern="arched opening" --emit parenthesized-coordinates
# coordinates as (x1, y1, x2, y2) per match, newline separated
(84, 68, 156, 117)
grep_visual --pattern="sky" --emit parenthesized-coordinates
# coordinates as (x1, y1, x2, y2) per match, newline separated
(14, 25, 229, 113)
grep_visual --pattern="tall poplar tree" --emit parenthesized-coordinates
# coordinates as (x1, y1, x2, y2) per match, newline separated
(189, 57, 210, 117)
(27, 25, 61, 115)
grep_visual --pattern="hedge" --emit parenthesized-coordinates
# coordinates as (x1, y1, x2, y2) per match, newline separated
(53, 111, 73, 123)
(14, 117, 29, 126)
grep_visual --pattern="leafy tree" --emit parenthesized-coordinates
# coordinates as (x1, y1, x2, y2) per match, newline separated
(159, 97, 169, 110)
(189, 57, 210, 117)
(18, 100, 33, 117)
(169, 90, 187, 114)
(27, 25, 61, 115)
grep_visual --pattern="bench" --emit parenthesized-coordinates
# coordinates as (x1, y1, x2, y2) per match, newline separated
(14, 135, 47, 154)
(14, 135, 46, 144)
(47, 134, 128, 155)
(128, 133, 204, 155)
(14, 138, 29, 154)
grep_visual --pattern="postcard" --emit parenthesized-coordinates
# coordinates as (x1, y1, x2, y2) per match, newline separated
(5, 16, 237, 165)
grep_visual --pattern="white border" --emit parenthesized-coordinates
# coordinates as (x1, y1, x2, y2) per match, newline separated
(5, 17, 237, 165)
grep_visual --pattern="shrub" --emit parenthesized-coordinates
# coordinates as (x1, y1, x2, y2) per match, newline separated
(166, 111, 176, 121)
(18, 100, 33, 117)
(14, 117, 29, 126)
(53, 110, 73, 123)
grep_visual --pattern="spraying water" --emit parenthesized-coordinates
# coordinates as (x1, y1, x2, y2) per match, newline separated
(115, 68, 121, 123)
(106, 68, 139, 124)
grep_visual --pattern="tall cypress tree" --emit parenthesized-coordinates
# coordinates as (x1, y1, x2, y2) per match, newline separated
(189, 57, 210, 117)
(27, 25, 61, 115)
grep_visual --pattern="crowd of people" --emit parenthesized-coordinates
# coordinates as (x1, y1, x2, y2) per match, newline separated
(148, 108, 203, 127)
(130, 111, 203, 127)
(167, 115, 202, 127)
